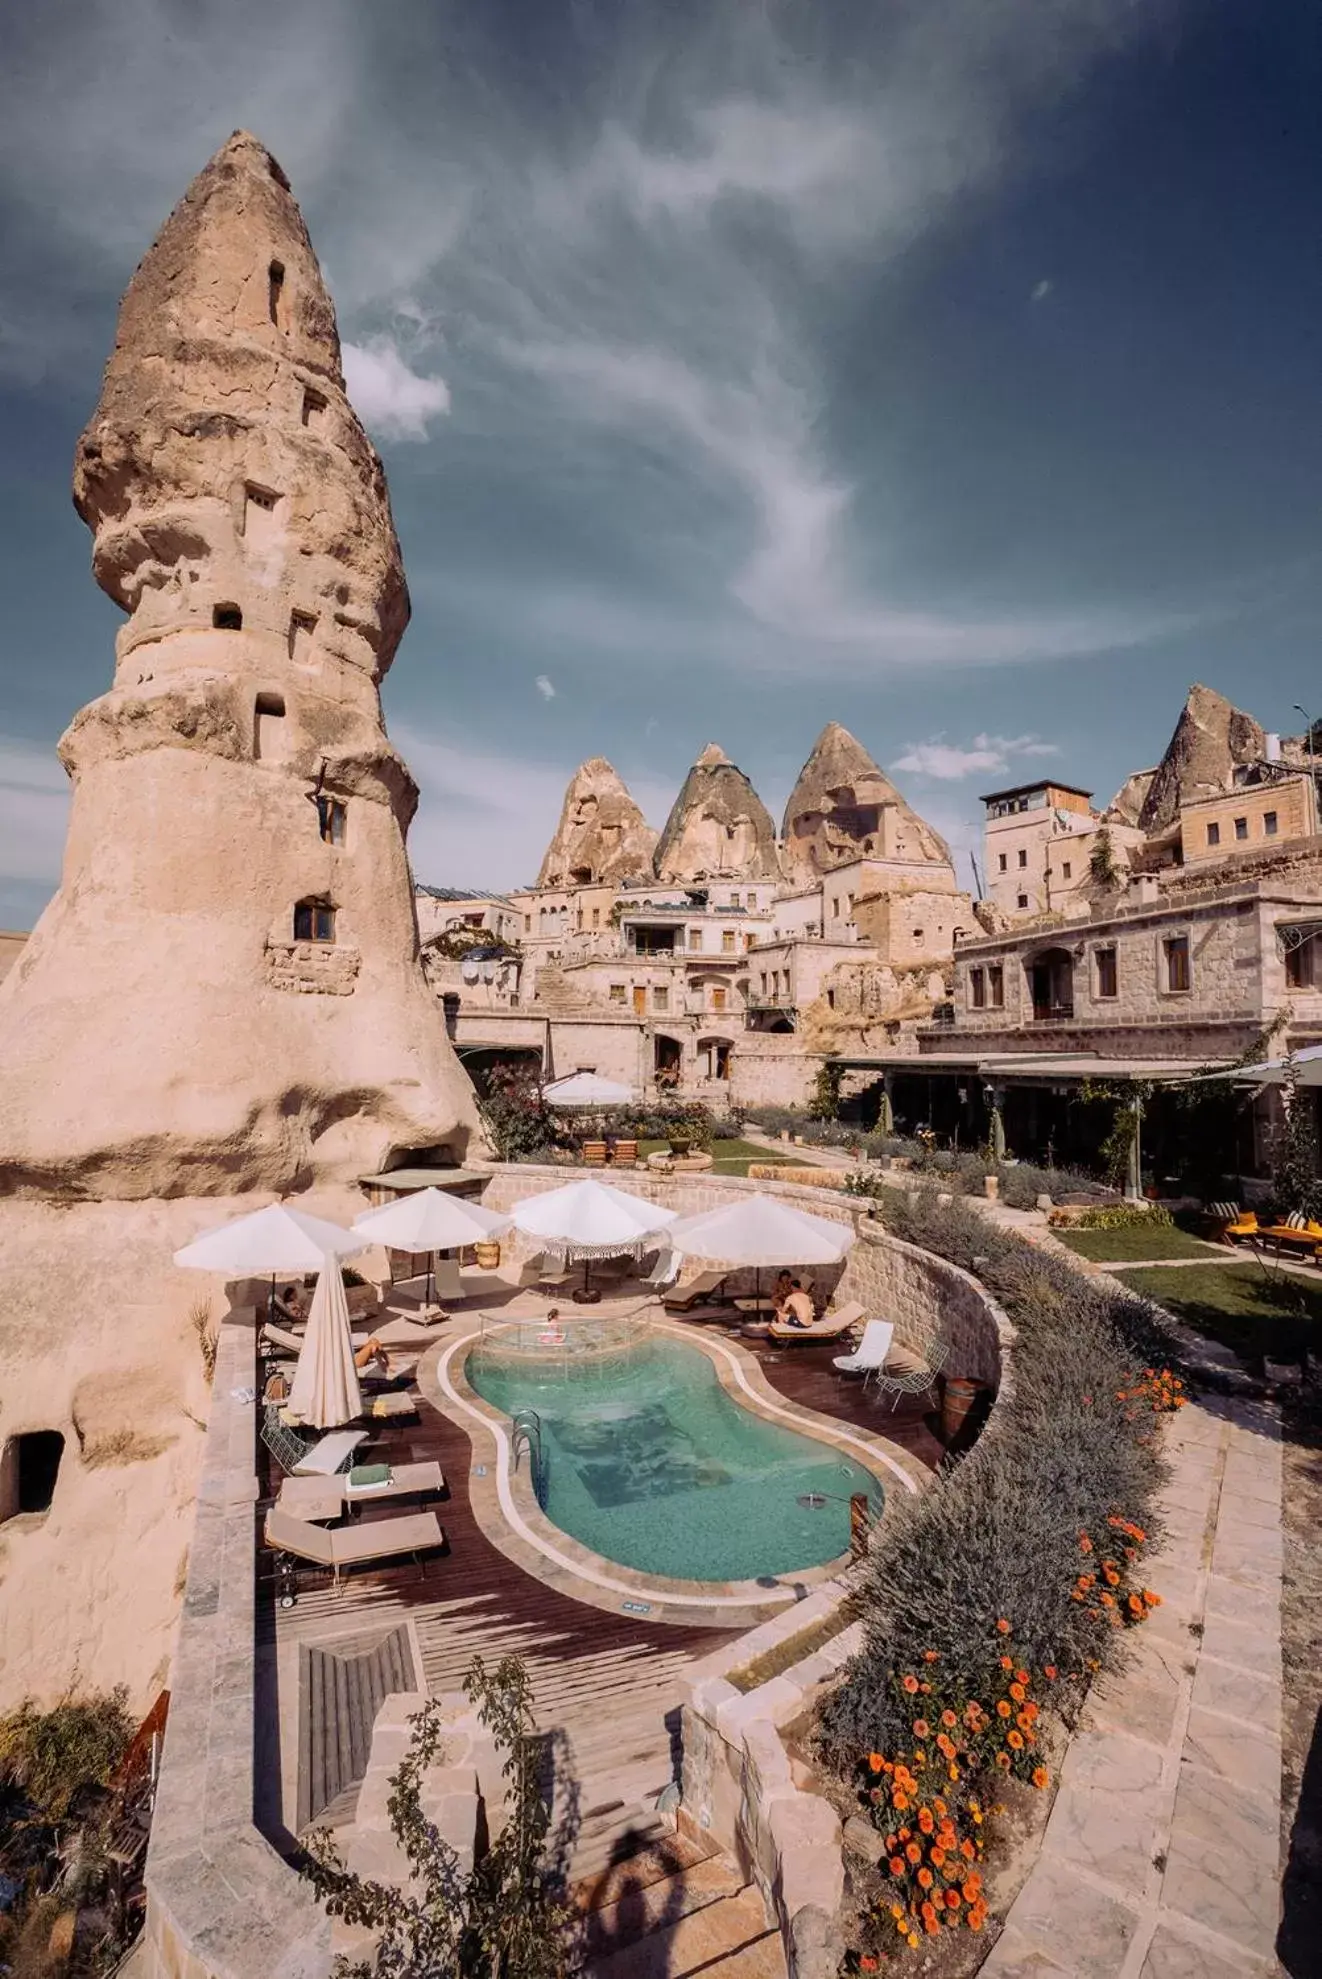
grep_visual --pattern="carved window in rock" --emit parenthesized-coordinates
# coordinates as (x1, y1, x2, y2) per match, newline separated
(0, 1430, 65, 1523)
(213, 602, 243, 630)
(268, 260, 288, 329)
(317, 796, 347, 846)
(243, 482, 281, 548)
(289, 611, 318, 667)
(254, 692, 287, 761)
(301, 388, 328, 429)
(294, 899, 337, 944)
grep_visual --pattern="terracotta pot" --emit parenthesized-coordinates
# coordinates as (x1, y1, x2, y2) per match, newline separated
(942, 1376, 981, 1443)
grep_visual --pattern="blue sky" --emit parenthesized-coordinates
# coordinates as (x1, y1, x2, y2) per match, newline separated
(2, 0, 1320, 928)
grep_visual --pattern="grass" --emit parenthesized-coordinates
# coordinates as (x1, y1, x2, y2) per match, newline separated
(636, 1136, 769, 1177)
(1116, 1260, 1322, 1365)
(1053, 1224, 1223, 1263)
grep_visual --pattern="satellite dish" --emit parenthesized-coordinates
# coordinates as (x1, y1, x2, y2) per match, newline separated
(481, 960, 497, 982)
(461, 959, 480, 983)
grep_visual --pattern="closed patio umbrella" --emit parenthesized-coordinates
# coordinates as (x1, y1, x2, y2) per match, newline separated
(509, 1179, 676, 1302)
(353, 1188, 512, 1308)
(173, 1202, 369, 1320)
(285, 1253, 362, 1429)
(665, 1192, 855, 1309)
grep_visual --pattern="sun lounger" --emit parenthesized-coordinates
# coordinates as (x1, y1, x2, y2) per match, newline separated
(263, 1504, 445, 1596)
(293, 1428, 371, 1475)
(1257, 1211, 1322, 1259)
(833, 1319, 895, 1379)
(769, 1300, 864, 1344)
(643, 1249, 681, 1291)
(433, 1258, 465, 1303)
(663, 1269, 728, 1312)
(260, 1406, 369, 1477)
(278, 1460, 445, 1522)
(361, 1388, 421, 1421)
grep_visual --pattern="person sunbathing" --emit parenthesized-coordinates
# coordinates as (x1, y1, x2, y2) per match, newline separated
(354, 1336, 387, 1375)
(271, 1284, 305, 1325)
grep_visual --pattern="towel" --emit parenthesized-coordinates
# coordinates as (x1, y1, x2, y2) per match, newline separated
(348, 1463, 391, 1488)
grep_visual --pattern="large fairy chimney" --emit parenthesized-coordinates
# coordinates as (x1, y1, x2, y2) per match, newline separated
(653, 743, 781, 882)
(0, 131, 480, 1199)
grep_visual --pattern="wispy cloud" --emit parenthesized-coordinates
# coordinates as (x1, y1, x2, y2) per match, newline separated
(891, 733, 1059, 781)
(0, 737, 70, 884)
(342, 337, 450, 442)
(534, 674, 556, 702)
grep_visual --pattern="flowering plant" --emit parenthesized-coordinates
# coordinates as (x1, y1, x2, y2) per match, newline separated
(1119, 1366, 1186, 1413)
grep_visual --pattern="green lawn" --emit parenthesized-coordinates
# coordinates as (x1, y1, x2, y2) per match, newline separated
(1054, 1224, 1223, 1263)
(1116, 1261, 1322, 1365)
(636, 1136, 769, 1177)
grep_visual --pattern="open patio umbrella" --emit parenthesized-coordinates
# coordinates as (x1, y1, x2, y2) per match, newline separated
(353, 1188, 512, 1308)
(173, 1202, 369, 1320)
(285, 1252, 362, 1429)
(509, 1179, 677, 1302)
(543, 1071, 636, 1107)
(1215, 1044, 1322, 1086)
(664, 1192, 855, 1310)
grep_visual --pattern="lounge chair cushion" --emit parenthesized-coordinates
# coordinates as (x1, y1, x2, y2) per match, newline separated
(292, 1429, 368, 1475)
(769, 1301, 863, 1343)
(332, 1511, 443, 1565)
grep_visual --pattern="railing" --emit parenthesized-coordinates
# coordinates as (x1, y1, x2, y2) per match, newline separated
(510, 1408, 545, 1505)
(745, 992, 796, 1010)
(1031, 1003, 1075, 1022)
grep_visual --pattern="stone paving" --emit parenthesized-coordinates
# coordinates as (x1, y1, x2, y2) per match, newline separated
(983, 1392, 1285, 1978)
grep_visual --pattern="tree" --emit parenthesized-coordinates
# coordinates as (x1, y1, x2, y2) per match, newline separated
(811, 1059, 843, 1122)
(303, 1656, 572, 1979)
(1088, 828, 1120, 889)
(1271, 1054, 1322, 1222)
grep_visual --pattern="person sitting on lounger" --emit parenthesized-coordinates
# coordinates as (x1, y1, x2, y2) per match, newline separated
(771, 1270, 794, 1315)
(354, 1335, 387, 1375)
(272, 1284, 305, 1325)
(779, 1279, 815, 1329)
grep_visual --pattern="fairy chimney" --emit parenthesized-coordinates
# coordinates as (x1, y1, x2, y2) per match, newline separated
(653, 743, 781, 883)
(1137, 684, 1266, 838)
(537, 758, 658, 887)
(0, 131, 480, 1198)
(781, 721, 952, 883)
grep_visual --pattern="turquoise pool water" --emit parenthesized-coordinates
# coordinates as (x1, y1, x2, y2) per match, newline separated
(466, 1336, 881, 1582)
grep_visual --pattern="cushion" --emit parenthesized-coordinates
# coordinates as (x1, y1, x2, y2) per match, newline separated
(1208, 1201, 1239, 1220)
(1285, 1211, 1309, 1229)
(349, 1463, 391, 1488)
(883, 1342, 934, 1379)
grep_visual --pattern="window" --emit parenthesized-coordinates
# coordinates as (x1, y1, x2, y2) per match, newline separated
(912, 927, 924, 943)
(243, 482, 279, 543)
(1234, 817, 1248, 841)
(1285, 939, 1315, 989)
(1017, 894, 1029, 910)
(608, 983, 626, 1004)
(591, 908, 600, 929)
(653, 986, 669, 1011)
(316, 796, 346, 845)
(730, 893, 741, 909)
(1, 1430, 65, 1522)
(998, 853, 1008, 873)
(1164, 934, 1191, 992)
(301, 388, 327, 428)
(826, 988, 836, 1010)
(213, 602, 243, 630)
(832, 898, 841, 918)
(721, 929, 735, 953)
(760, 973, 768, 995)
(1095, 947, 1118, 999)
(289, 610, 317, 666)
(969, 967, 986, 1009)
(1206, 822, 1220, 847)
(1018, 849, 1028, 869)
(689, 929, 702, 951)
(711, 986, 728, 1012)
(988, 964, 1004, 1009)
(294, 899, 336, 943)
(744, 933, 755, 952)
(524, 915, 532, 933)
(254, 691, 287, 760)
(1061, 862, 1072, 881)
(1265, 811, 1279, 837)
(268, 259, 286, 326)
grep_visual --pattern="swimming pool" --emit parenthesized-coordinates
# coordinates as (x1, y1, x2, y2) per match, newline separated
(465, 1334, 881, 1583)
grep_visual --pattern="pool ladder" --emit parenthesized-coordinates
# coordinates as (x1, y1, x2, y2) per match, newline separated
(510, 1408, 547, 1507)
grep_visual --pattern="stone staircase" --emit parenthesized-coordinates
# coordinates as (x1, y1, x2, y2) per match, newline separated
(531, 963, 599, 1014)
(575, 1828, 786, 1978)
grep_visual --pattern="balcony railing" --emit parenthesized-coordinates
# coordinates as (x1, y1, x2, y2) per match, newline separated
(1031, 1002, 1075, 1022)
(746, 992, 796, 1010)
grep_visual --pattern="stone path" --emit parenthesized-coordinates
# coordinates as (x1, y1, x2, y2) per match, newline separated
(983, 1393, 1285, 1977)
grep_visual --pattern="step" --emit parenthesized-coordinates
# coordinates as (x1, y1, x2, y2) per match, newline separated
(584, 1882, 786, 1979)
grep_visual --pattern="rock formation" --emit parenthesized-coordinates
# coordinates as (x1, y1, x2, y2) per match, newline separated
(1104, 767, 1157, 828)
(537, 757, 657, 887)
(1137, 684, 1265, 839)
(653, 743, 781, 883)
(0, 131, 479, 1199)
(781, 722, 952, 884)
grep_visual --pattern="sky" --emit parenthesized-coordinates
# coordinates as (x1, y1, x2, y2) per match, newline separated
(1, 0, 1320, 928)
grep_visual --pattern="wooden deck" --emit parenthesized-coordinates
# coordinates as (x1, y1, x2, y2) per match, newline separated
(254, 1295, 947, 1885)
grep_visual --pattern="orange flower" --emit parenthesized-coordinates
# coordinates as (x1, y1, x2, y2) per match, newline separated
(996, 1618, 1012, 1634)
(888, 1855, 905, 1875)
(860, 1960, 878, 1973)
(917, 1867, 934, 1890)
(897, 1827, 911, 1842)
(995, 1751, 1011, 1770)
(997, 1699, 1012, 1718)
(923, 1649, 940, 1662)
(930, 1847, 946, 1868)
(905, 1841, 922, 1865)
(913, 1719, 930, 1739)
(960, 1839, 976, 1860)
(1143, 1590, 1162, 1607)
(920, 1900, 938, 1925)
(948, 1764, 960, 1781)
(999, 1655, 1013, 1671)
(1100, 1592, 1115, 1608)
(902, 1674, 919, 1694)
(968, 1906, 986, 1931)
(867, 1752, 884, 1773)
(1007, 1729, 1025, 1751)
(1032, 1766, 1049, 1789)
(1022, 1702, 1039, 1724)
(1079, 1533, 1093, 1553)
(933, 1797, 947, 1819)
(945, 1888, 961, 1910)
(893, 1793, 909, 1812)
(936, 1734, 955, 1759)
(1044, 1665, 1057, 1680)
(941, 1709, 957, 1728)
(918, 1808, 934, 1835)
(1009, 1681, 1026, 1703)
(1015, 1669, 1029, 1685)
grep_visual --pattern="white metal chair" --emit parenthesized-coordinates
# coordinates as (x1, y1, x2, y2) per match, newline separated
(833, 1319, 894, 1379)
(872, 1329, 949, 1412)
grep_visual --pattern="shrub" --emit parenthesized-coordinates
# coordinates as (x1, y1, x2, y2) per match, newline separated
(479, 1062, 558, 1163)
(1066, 1202, 1173, 1231)
(820, 1184, 1178, 1954)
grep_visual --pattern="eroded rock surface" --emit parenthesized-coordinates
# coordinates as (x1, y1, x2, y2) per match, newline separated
(781, 722, 951, 882)
(653, 743, 780, 882)
(537, 757, 657, 887)
(0, 130, 479, 1200)
(1137, 684, 1265, 837)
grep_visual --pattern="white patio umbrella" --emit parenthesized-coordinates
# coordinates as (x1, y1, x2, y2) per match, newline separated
(353, 1188, 512, 1308)
(510, 1179, 677, 1302)
(1216, 1043, 1322, 1086)
(543, 1071, 636, 1107)
(285, 1252, 362, 1429)
(665, 1193, 855, 1308)
(173, 1203, 369, 1319)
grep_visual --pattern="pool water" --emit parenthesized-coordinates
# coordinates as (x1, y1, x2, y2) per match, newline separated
(466, 1336, 881, 1582)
